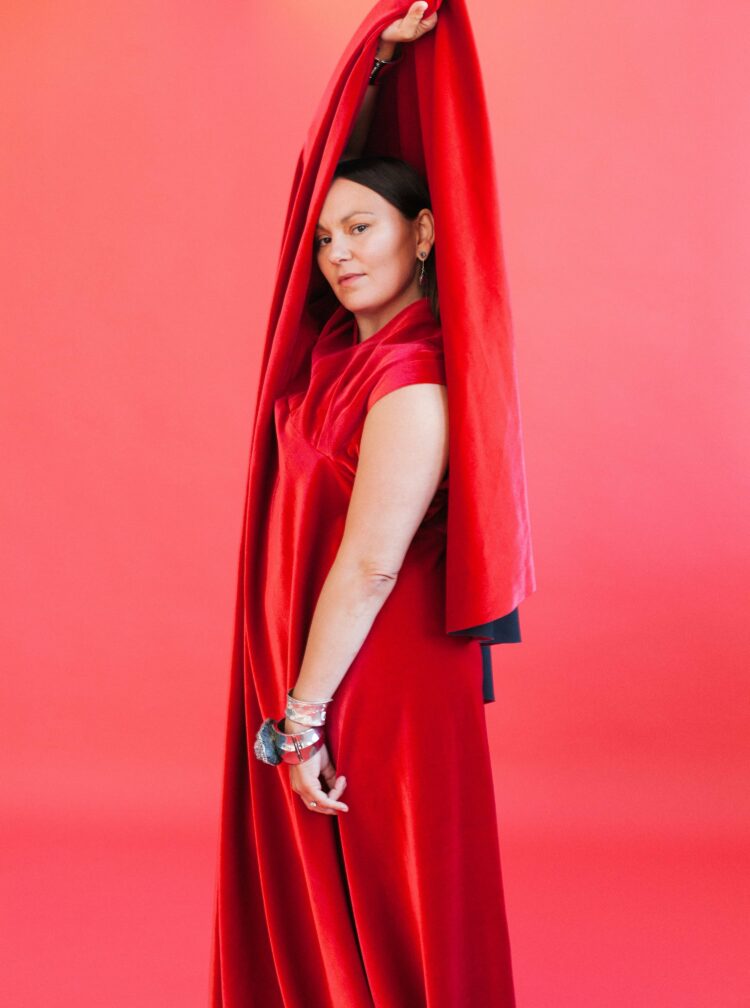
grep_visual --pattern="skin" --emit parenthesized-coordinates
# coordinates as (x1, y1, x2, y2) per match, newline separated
(314, 178, 435, 343)
(285, 1, 445, 817)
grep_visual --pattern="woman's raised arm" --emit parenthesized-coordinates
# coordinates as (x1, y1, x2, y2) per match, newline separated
(340, 1, 438, 161)
(340, 39, 400, 161)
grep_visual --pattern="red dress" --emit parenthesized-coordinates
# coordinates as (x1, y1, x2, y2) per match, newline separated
(211, 296, 517, 1006)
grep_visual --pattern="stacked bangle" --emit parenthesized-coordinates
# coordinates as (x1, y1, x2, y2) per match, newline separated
(253, 690, 334, 766)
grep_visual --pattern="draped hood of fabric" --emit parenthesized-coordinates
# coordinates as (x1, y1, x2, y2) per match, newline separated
(241, 0, 536, 709)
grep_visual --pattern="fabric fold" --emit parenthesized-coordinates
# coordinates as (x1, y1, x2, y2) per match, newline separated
(244, 0, 536, 694)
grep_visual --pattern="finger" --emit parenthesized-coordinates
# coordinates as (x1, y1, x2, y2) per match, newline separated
(319, 761, 335, 786)
(303, 796, 337, 815)
(302, 785, 349, 815)
(312, 783, 348, 812)
(319, 761, 345, 792)
(407, 3, 437, 34)
(381, 3, 436, 45)
(326, 774, 348, 802)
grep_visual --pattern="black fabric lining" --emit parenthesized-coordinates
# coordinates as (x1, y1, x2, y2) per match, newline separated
(448, 608, 521, 704)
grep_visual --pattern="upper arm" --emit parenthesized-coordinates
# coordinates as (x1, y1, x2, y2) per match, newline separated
(335, 382, 449, 579)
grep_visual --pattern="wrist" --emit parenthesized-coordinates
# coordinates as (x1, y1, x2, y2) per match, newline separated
(376, 39, 397, 60)
(284, 716, 322, 735)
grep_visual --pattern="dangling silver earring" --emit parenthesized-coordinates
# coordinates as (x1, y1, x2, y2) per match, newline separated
(418, 251, 427, 284)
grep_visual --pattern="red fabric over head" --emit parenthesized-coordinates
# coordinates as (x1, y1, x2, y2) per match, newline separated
(245, 0, 535, 644)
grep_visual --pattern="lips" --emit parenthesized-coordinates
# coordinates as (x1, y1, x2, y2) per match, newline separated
(339, 273, 364, 284)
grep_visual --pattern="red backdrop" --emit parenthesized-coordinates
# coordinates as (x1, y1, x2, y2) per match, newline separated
(1, 1, 748, 1005)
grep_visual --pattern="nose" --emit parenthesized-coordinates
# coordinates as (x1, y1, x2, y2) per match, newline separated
(326, 235, 352, 264)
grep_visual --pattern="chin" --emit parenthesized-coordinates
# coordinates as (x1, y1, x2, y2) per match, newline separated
(337, 289, 374, 307)
(338, 287, 393, 310)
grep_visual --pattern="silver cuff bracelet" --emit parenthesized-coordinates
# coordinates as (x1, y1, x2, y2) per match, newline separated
(285, 688, 333, 727)
(253, 717, 325, 766)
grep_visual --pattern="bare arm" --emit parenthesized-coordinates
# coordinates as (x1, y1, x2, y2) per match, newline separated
(341, 0, 438, 161)
(286, 382, 448, 722)
(340, 40, 401, 161)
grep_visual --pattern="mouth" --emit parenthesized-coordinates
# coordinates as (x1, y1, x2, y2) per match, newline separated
(338, 273, 365, 285)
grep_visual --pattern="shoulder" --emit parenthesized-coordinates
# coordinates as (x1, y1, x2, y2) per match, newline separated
(366, 329, 446, 414)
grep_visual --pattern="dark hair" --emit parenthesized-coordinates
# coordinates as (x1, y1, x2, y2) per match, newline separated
(330, 155, 439, 323)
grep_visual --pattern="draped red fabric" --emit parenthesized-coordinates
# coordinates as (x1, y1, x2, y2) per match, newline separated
(247, 0, 535, 665)
(210, 1, 534, 1002)
(213, 294, 519, 1005)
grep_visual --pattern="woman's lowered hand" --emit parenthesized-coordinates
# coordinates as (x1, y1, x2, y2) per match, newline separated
(287, 729, 349, 816)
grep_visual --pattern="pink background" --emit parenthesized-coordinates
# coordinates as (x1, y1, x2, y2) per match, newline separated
(2, 1, 748, 1004)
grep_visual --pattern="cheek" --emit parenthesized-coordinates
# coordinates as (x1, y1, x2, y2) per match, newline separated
(316, 248, 334, 273)
(365, 230, 411, 269)
(365, 231, 390, 257)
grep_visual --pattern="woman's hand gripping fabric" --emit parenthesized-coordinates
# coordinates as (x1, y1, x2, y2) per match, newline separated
(380, 1, 438, 46)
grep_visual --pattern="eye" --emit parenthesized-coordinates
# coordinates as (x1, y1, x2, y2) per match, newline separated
(314, 223, 369, 249)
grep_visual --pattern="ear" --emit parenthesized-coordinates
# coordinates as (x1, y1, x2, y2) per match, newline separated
(416, 208, 435, 248)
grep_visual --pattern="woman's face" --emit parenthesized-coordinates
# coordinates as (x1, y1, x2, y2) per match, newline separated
(314, 178, 433, 315)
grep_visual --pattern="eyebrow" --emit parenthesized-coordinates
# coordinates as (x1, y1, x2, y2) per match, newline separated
(315, 211, 376, 232)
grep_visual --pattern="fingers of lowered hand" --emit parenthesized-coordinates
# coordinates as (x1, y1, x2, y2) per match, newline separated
(307, 784, 349, 815)
(291, 762, 350, 814)
(321, 767, 348, 806)
(313, 764, 349, 813)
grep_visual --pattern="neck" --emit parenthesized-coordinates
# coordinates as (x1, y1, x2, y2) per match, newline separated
(354, 287, 425, 342)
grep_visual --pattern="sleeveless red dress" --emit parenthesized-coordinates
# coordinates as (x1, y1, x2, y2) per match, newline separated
(210, 296, 517, 1006)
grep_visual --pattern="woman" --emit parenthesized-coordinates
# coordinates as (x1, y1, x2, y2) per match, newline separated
(211, 2, 535, 1005)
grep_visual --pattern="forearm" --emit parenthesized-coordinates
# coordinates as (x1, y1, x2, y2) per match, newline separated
(341, 39, 400, 160)
(286, 556, 397, 726)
